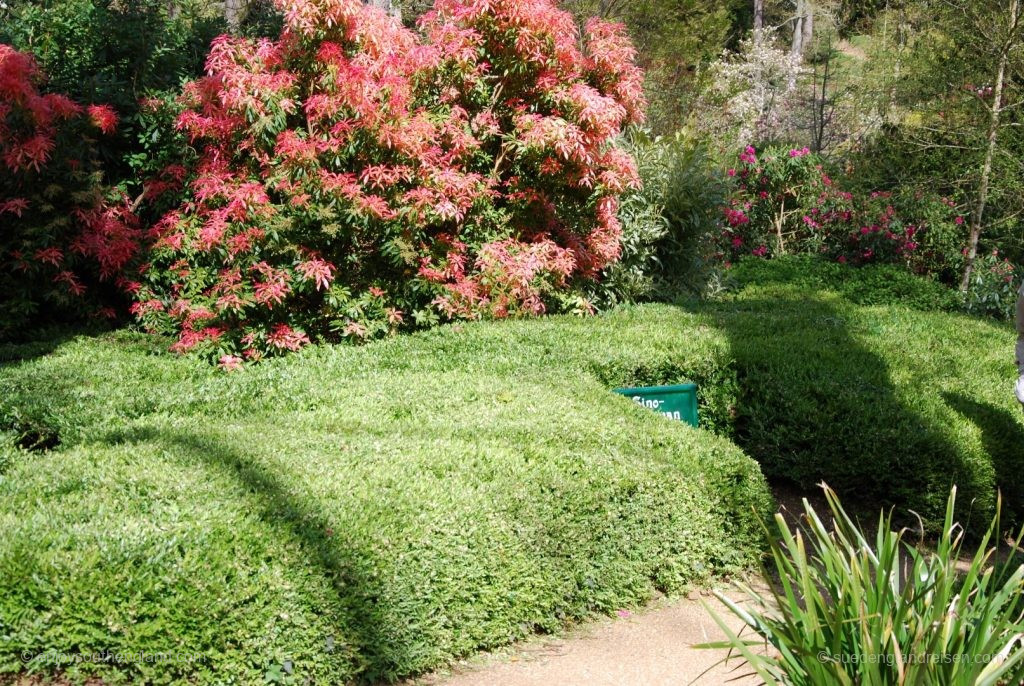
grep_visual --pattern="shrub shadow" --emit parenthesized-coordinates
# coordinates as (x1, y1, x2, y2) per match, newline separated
(943, 392, 1024, 523)
(697, 292, 999, 532)
(0, 329, 81, 366)
(114, 426, 396, 683)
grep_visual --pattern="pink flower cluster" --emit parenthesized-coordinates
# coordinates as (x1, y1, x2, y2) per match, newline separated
(724, 207, 750, 227)
(718, 144, 964, 270)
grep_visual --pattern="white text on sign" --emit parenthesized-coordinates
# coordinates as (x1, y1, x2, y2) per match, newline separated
(631, 396, 682, 421)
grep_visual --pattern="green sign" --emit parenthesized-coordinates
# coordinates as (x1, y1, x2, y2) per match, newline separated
(613, 383, 699, 427)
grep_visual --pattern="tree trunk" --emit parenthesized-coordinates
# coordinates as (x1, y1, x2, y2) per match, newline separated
(802, 2, 814, 52)
(754, 0, 764, 36)
(776, 197, 787, 254)
(811, 37, 832, 152)
(791, 4, 804, 58)
(788, 0, 804, 90)
(223, 0, 245, 30)
(960, 0, 1017, 292)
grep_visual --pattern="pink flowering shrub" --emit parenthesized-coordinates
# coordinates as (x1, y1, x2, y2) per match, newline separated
(821, 191, 965, 277)
(718, 145, 964, 279)
(719, 145, 827, 262)
(132, 0, 645, 361)
(0, 45, 141, 336)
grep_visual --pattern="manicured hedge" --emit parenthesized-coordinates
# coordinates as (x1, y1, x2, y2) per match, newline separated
(709, 257, 1022, 529)
(723, 254, 961, 312)
(1, 258, 1019, 684)
(0, 318, 770, 684)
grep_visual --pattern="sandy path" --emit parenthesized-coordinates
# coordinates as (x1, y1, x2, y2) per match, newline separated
(406, 591, 762, 686)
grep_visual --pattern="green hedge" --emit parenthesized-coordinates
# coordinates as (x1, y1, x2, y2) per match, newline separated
(708, 257, 1023, 529)
(0, 320, 771, 684)
(1, 257, 1020, 683)
(724, 255, 961, 312)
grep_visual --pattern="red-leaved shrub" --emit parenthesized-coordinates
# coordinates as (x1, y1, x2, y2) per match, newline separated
(0, 44, 141, 335)
(132, 0, 645, 362)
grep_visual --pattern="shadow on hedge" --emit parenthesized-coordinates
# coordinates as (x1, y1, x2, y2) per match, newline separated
(943, 392, 1024, 522)
(0, 329, 82, 366)
(115, 426, 391, 681)
(702, 294, 1001, 531)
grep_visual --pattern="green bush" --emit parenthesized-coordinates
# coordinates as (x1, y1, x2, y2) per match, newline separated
(591, 131, 670, 307)
(847, 125, 1024, 272)
(0, 0, 220, 113)
(0, 317, 771, 684)
(962, 251, 1021, 321)
(653, 133, 731, 296)
(702, 485, 1024, 685)
(594, 130, 729, 305)
(725, 255, 961, 312)
(704, 257, 1022, 530)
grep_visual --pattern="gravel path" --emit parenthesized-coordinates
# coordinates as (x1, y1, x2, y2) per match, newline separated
(406, 590, 762, 686)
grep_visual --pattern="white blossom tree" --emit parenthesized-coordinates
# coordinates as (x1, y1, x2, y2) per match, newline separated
(695, 28, 808, 146)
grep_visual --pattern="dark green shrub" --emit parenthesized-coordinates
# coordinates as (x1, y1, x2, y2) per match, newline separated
(591, 130, 670, 307)
(847, 124, 1024, 272)
(237, 0, 284, 37)
(0, 0, 220, 114)
(598, 130, 729, 304)
(653, 133, 731, 296)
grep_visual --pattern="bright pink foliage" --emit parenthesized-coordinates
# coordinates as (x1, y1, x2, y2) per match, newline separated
(86, 104, 119, 135)
(134, 0, 645, 358)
